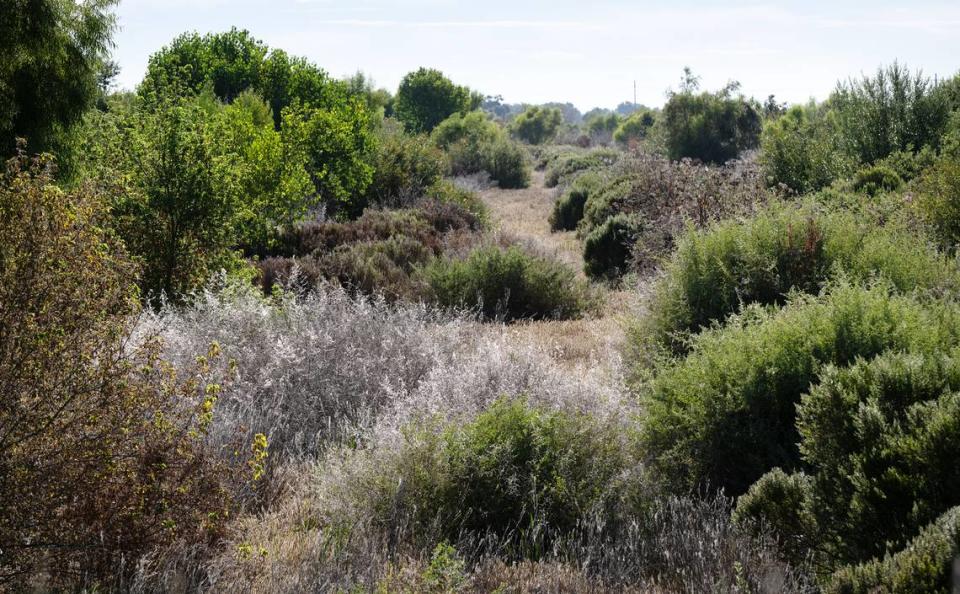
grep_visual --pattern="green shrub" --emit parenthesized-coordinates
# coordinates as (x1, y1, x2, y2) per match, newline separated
(481, 137, 530, 189)
(550, 171, 601, 231)
(643, 202, 958, 351)
(759, 104, 854, 193)
(425, 179, 489, 227)
(583, 213, 644, 280)
(613, 110, 656, 146)
(639, 283, 960, 496)
(795, 351, 960, 565)
(362, 123, 447, 211)
(318, 236, 433, 300)
(826, 506, 960, 594)
(578, 175, 634, 235)
(876, 147, 938, 182)
(277, 209, 440, 257)
(733, 469, 817, 566)
(426, 246, 589, 321)
(366, 398, 636, 554)
(510, 106, 563, 145)
(544, 148, 619, 188)
(431, 110, 502, 150)
(852, 164, 903, 196)
(917, 155, 960, 252)
(394, 68, 479, 134)
(662, 78, 761, 164)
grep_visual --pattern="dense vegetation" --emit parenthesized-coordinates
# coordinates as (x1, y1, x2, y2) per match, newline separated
(4, 2, 960, 592)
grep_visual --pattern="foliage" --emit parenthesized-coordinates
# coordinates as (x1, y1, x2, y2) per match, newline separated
(585, 112, 621, 144)
(583, 213, 644, 280)
(759, 104, 854, 193)
(0, 0, 118, 154)
(614, 110, 656, 146)
(638, 283, 960, 496)
(430, 110, 502, 150)
(852, 164, 903, 196)
(550, 171, 601, 231)
(0, 152, 232, 588)
(662, 79, 761, 164)
(281, 99, 375, 213)
(733, 469, 818, 566)
(916, 154, 960, 252)
(830, 62, 952, 165)
(425, 179, 489, 226)
(510, 106, 563, 145)
(544, 148, 619, 188)
(108, 95, 243, 301)
(362, 121, 446, 212)
(826, 506, 960, 594)
(480, 136, 530, 189)
(394, 68, 479, 134)
(426, 246, 590, 321)
(642, 201, 957, 351)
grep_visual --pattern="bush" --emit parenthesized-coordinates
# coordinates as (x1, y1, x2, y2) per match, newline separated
(359, 398, 638, 556)
(481, 137, 530, 189)
(550, 171, 601, 231)
(830, 62, 952, 165)
(0, 152, 233, 588)
(638, 283, 960, 496)
(426, 245, 589, 321)
(510, 106, 563, 145)
(759, 104, 854, 193)
(362, 122, 447, 211)
(916, 155, 960, 252)
(662, 79, 761, 164)
(431, 110, 502, 150)
(791, 351, 960, 565)
(643, 202, 958, 351)
(544, 148, 619, 188)
(852, 164, 903, 196)
(613, 110, 656, 146)
(583, 213, 644, 280)
(733, 469, 818, 566)
(826, 506, 960, 594)
(425, 179, 489, 227)
(394, 68, 479, 134)
(317, 236, 433, 300)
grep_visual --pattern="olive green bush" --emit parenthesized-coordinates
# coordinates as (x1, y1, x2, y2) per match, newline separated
(550, 171, 601, 231)
(432, 111, 529, 188)
(662, 80, 761, 164)
(480, 136, 530, 189)
(510, 106, 563, 145)
(916, 154, 960, 252)
(643, 202, 958, 352)
(394, 68, 479, 134)
(826, 506, 960, 594)
(852, 164, 903, 196)
(426, 245, 590, 321)
(361, 121, 446, 211)
(583, 213, 644, 280)
(544, 147, 619, 188)
(638, 283, 960, 496)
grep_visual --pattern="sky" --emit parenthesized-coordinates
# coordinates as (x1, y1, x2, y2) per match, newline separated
(111, 0, 960, 112)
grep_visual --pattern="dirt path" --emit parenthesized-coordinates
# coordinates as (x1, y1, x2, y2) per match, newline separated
(478, 170, 640, 368)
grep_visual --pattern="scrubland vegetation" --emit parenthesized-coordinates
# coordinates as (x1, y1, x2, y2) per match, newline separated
(5, 2, 960, 592)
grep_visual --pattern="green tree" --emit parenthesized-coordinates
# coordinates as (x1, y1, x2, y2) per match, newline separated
(394, 68, 480, 134)
(614, 109, 656, 145)
(139, 28, 267, 104)
(510, 106, 563, 145)
(662, 77, 761, 164)
(0, 0, 118, 154)
(830, 62, 952, 165)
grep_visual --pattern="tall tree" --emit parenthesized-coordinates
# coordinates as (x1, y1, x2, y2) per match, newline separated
(394, 68, 480, 134)
(0, 0, 118, 154)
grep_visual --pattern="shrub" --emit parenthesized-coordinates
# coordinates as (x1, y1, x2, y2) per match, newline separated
(275, 209, 440, 257)
(638, 283, 960, 496)
(830, 62, 952, 165)
(431, 110, 503, 149)
(613, 110, 656, 146)
(394, 68, 479, 134)
(510, 106, 563, 145)
(792, 351, 960, 565)
(0, 152, 232, 588)
(876, 146, 938, 182)
(852, 164, 903, 196)
(826, 506, 960, 594)
(425, 179, 489, 227)
(359, 398, 637, 555)
(733, 469, 818, 566)
(916, 155, 960, 251)
(583, 213, 644, 280)
(759, 104, 854, 193)
(662, 78, 761, 164)
(643, 202, 958, 351)
(426, 245, 589, 321)
(318, 236, 433, 300)
(481, 137, 530, 189)
(550, 171, 601, 231)
(362, 122, 447, 211)
(544, 148, 619, 188)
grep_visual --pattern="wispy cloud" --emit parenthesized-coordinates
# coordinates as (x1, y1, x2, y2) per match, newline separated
(308, 19, 600, 31)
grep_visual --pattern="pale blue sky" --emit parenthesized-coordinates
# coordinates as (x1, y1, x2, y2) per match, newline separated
(111, 0, 960, 111)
